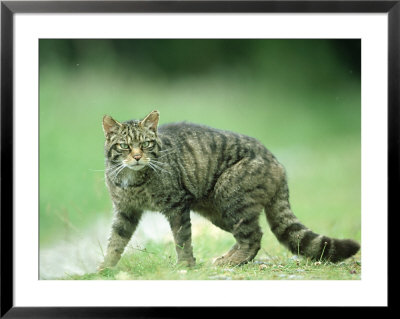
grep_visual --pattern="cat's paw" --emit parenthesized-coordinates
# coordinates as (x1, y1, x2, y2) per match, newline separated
(97, 257, 119, 272)
(177, 257, 196, 268)
(97, 263, 109, 272)
(213, 251, 252, 267)
(212, 256, 227, 266)
(212, 244, 240, 266)
(213, 256, 247, 267)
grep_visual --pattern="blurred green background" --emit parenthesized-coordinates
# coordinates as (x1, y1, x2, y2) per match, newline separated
(39, 39, 361, 248)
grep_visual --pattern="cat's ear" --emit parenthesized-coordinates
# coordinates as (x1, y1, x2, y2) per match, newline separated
(102, 115, 121, 137)
(140, 110, 159, 133)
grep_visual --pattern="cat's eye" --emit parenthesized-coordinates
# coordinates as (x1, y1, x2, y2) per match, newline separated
(118, 143, 130, 150)
(142, 141, 151, 148)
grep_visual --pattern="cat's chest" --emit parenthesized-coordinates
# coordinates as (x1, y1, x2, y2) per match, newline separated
(109, 180, 161, 211)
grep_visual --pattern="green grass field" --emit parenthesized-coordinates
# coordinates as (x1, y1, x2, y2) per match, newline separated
(39, 39, 361, 280)
(63, 216, 361, 280)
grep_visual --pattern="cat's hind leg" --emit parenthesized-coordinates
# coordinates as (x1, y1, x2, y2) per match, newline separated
(213, 216, 263, 266)
(212, 157, 270, 266)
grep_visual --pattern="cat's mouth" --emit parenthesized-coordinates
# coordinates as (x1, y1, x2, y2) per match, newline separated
(123, 156, 150, 171)
(126, 161, 147, 171)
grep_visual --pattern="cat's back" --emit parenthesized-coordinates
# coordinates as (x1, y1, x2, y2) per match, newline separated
(158, 121, 271, 163)
(159, 121, 224, 137)
(159, 121, 262, 146)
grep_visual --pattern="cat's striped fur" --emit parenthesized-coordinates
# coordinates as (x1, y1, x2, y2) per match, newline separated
(99, 111, 360, 269)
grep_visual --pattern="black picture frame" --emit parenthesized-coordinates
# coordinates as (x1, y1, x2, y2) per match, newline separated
(1, 0, 396, 317)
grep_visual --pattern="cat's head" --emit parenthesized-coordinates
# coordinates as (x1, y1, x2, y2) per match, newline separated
(102, 110, 161, 172)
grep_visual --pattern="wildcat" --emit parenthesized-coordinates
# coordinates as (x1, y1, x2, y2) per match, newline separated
(99, 110, 360, 269)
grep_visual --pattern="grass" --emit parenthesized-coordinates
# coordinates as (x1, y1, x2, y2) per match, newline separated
(63, 217, 361, 280)
(66, 256, 361, 281)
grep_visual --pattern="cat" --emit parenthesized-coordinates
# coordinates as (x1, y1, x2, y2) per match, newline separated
(99, 110, 360, 270)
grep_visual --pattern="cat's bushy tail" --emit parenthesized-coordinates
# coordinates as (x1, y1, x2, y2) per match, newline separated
(264, 182, 360, 262)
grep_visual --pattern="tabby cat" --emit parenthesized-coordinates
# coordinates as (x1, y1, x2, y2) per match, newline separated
(99, 110, 360, 269)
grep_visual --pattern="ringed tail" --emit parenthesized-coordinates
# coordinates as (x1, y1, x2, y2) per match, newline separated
(265, 182, 360, 262)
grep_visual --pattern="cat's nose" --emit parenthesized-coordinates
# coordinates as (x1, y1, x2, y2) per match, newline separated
(133, 154, 142, 161)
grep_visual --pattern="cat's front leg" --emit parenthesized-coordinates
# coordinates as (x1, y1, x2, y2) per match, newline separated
(166, 207, 196, 267)
(98, 209, 143, 271)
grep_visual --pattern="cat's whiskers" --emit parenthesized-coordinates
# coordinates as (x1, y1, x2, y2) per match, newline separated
(106, 163, 126, 181)
(147, 162, 161, 176)
(149, 164, 169, 175)
(148, 159, 169, 167)
(157, 152, 175, 159)
(157, 148, 176, 158)
(159, 148, 176, 153)
(115, 165, 126, 177)
(152, 165, 172, 175)
(107, 163, 123, 175)
(147, 159, 172, 175)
